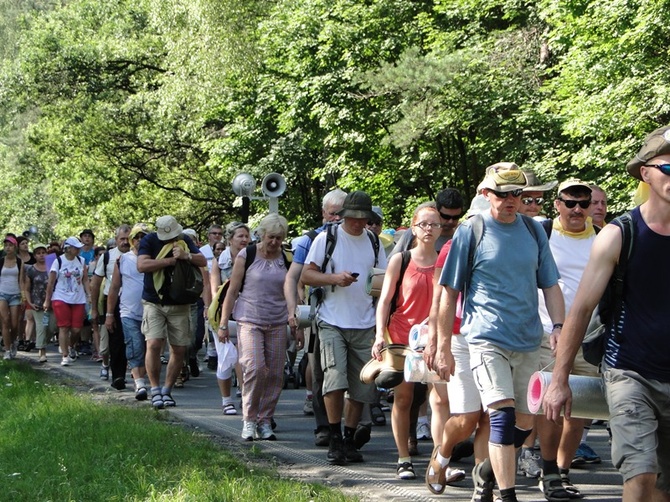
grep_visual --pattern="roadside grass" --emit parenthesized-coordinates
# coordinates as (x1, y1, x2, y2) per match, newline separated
(0, 360, 354, 501)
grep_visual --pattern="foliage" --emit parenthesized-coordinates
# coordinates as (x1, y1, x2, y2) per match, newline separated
(1, 0, 669, 238)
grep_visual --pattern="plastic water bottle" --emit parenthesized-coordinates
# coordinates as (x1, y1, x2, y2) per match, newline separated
(42, 310, 50, 326)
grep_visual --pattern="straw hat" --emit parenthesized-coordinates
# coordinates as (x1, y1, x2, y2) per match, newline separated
(360, 344, 413, 388)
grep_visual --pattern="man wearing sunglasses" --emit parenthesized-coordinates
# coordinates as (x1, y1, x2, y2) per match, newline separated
(435, 163, 564, 502)
(544, 125, 670, 502)
(532, 180, 600, 501)
(518, 170, 558, 218)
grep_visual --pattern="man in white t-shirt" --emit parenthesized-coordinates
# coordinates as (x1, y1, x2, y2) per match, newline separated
(90, 224, 131, 390)
(199, 224, 223, 272)
(301, 191, 387, 465)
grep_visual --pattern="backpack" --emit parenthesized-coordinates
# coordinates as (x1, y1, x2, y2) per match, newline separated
(167, 258, 204, 304)
(582, 212, 634, 366)
(388, 250, 412, 322)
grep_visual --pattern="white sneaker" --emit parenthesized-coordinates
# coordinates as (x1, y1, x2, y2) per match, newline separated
(255, 421, 276, 441)
(303, 395, 314, 415)
(416, 422, 432, 440)
(61, 356, 75, 366)
(241, 421, 256, 441)
(3, 351, 11, 360)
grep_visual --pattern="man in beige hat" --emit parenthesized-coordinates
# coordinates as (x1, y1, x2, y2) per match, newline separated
(544, 125, 670, 502)
(432, 162, 565, 502)
(137, 215, 206, 409)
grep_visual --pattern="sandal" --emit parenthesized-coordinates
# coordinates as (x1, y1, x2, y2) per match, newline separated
(560, 472, 583, 499)
(397, 461, 416, 480)
(151, 393, 164, 409)
(370, 403, 386, 426)
(222, 403, 237, 415)
(162, 393, 176, 407)
(540, 473, 571, 502)
(425, 444, 447, 494)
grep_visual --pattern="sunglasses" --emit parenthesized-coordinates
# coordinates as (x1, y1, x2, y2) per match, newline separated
(522, 197, 544, 206)
(490, 189, 523, 198)
(557, 197, 591, 209)
(367, 221, 381, 226)
(438, 211, 462, 221)
(645, 164, 670, 176)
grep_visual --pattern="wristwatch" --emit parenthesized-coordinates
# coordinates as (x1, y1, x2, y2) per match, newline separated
(552, 323, 563, 330)
(218, 326, 228, 331)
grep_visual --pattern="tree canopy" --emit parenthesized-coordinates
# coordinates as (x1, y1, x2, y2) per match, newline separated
(1, 0, 668, 241)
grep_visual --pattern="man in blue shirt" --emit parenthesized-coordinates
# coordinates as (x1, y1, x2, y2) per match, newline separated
(431, 163, 565, 502)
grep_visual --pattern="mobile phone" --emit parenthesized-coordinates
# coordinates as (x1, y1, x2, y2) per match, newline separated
(351, 273, 360, 278)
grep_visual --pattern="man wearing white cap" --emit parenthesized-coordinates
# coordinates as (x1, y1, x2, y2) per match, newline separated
(544, 125, 670, 501)
(137, 215, 206, 409)
(433, 163, 564, 502)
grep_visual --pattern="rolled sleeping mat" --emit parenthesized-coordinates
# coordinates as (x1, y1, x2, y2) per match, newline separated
(409, 323, 429, 351)
(527, 371, 609, 420)
(404, 351, 445, 384)
(295, 304, 313, 328)
(366, 267, 386, 297)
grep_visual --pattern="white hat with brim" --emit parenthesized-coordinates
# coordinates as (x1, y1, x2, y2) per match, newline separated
(63, 236, 84, 249)
(155, 215, 183, 241)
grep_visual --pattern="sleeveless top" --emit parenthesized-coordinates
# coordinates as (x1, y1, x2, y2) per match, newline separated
(606, 206, 670, 382)
(388, 258, 435, 346)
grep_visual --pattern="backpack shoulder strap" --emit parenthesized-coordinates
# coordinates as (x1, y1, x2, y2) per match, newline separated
(321, 223, 338, 273)
(281, 248, 293, 270)
(519, 213, 544, 243)
(607, 212, 634, 343)
(103, 251, 110, 270)
(365, 229, 380, 267)
(239, 244, 257, 293)
(540, 218, 553, 239)
(306, 229, 319, 242)
(389, 250, 411, 319)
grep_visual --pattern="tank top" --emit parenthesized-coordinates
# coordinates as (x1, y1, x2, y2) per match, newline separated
(388, 259, 435, 346)
(606, 207, 670, 382)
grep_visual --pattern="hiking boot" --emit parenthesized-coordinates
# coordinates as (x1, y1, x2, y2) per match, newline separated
(241, 421, 255, 441)
(471, 461, 496, 502)
(517, 448, 542, 478)
(540, 473, 571, 502)
(353, 423, 371, 450)
(314, 426, 330, 447)
(327, 435, 346, 465)
(343, 437, 363, 462)
(571, 442, 601, 467)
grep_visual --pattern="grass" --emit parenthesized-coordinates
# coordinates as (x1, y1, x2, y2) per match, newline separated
(0, 360, 355, 502)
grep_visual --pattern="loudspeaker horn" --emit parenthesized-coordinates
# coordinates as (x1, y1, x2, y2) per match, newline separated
(261, 173, 286, 198)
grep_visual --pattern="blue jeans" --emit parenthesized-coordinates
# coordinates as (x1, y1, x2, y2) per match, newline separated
(121, 317, 146, 370)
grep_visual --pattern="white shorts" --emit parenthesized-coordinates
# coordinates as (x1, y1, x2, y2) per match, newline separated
(447, 335, 483, 414)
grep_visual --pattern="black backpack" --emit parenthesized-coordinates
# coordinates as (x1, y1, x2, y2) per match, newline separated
(167, 257, 204, 304)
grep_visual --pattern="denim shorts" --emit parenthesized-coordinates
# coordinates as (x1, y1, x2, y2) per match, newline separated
(0, 292, 22, 307)
(121, 317, 146, 369)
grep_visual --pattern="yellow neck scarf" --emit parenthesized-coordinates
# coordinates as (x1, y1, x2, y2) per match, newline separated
(551, 217, 597, 239)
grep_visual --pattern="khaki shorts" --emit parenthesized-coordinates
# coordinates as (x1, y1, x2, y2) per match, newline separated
(539, 333, 600, 377)
(141, 301, 191, 347)
(469, 340, 539, 414)
(604, 365, 670, 491)
(317, 320, 377, 404)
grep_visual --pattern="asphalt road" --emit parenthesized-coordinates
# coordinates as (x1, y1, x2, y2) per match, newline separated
(18, 345, 623, 501)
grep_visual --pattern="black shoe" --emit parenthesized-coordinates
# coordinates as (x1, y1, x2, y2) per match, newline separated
(207, 355, 218, 371)
(327, 435, 347, 465)
(353, 423, 371, 450)
(314, 426, 330, 447)
(344, 437, 364, 463)
(17, 340, 26, 351)
(111, 378, 126, 390)
(26, 341, 36, 352)
(271, 417, 277, 431)
(452, 439, 475, 462)
(472, 461, 496, 502)
(189, 357, 200, 377)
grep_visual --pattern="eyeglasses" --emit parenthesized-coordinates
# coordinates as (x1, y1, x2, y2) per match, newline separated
(645, 164, 670, 176)
(490, 189, 523, 198)
(414, 222, 442, 230)
(438, 211, 462, 221)
(521, 197, 544, 206)
(557, 197, 591, 209)
(209, 231, 222, 236)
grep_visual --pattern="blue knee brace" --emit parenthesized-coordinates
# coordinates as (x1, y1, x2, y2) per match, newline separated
(514, 426, 532, 448)
(489, 407, 515, 445)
